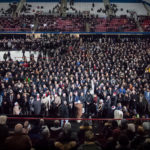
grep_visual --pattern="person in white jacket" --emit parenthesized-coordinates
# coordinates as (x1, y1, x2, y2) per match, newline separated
(13, 102, 21, 115)
(41, 93, 51, 116)
(114, 109, 123, 126)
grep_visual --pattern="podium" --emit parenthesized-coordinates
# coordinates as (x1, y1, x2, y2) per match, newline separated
(75, 102, 83, 119)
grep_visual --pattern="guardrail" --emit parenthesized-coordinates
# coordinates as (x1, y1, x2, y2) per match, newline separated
(7, 116, 150, 121)
(0, 31, 150, 34)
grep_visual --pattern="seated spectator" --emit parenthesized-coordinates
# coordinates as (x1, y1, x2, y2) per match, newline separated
(116, 134, 130, 150)
(23, 120, 31, 134)
(50, 120, 62, 139)
(28, 119, 42, 148)
(138, 142, 150, 150)
(35, 126, 55, 150)
(130, 126, 146, 150)
(5, 123, 32, 150)
(0, 115, 9, 150)
(55, 122, 77, 150)
(77, 130, 102, 150)
(78, 122, 92, 144)
(127, 123, 135, 140)
(104, 137, 116, 150)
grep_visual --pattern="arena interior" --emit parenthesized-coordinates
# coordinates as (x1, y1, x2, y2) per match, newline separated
(0, 0, 150, 150)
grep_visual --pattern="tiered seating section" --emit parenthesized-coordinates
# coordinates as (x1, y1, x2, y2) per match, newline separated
(95, 17, 138, 32)
(0, 15, 35, 31)
(139, 16, 150, 32)
(0, 15, 139, 32)
(0, 2, 149, 32)
(37, 15, 85, 32)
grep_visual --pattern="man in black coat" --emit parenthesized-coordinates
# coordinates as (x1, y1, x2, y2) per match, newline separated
(58, 100, 69, 118)
(33, 94, 41, 115)
(103, 96, 111, 118)
(58, 100, 69, 126)
(3, 53, 7, 61)
(2, 92, 10, 114)
(85, 91, 93, 117)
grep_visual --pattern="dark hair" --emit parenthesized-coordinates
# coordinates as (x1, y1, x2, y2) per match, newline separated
(118, 134, 129, 146)
(112, 120, 118, 129)
(138, 143, 150, 150)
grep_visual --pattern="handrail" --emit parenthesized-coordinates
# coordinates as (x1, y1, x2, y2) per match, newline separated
(0, 31, 150, 34)
(7, 116, 150, 121)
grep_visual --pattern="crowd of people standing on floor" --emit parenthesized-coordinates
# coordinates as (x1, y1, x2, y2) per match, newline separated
(0, 35, 150, 119)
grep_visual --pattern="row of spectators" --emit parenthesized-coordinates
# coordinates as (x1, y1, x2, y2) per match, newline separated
(138, 16, 150, 32)
(0, 15, 35, 31)
(0, 14, 139, 32)
(0, 35, 150, 119)
(0, 115, 150, 150)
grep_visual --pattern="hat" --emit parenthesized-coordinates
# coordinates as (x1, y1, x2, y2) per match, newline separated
(113, 92, 117, 95)
(14, 102, 18, 106)
(112, 106, 116, 110)
(99, 99, 103, 103)
(10, 90, 13, 93)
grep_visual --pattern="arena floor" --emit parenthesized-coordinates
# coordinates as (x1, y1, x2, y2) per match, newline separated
(0, 51, 39, 61)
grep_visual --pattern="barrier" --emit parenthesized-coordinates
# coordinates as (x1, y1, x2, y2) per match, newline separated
(7, 116, 150, 121)
(0, 31, 150, 34)
(6, 116, 150, 128)
(25, 0, 141, 2)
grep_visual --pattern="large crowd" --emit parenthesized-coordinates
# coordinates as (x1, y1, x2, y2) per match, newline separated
(0, 2, 150, 150)
(0, 35, 150, 120)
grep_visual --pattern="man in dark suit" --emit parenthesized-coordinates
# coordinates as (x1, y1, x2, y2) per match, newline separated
(58, 100, 69, 126)
(8, 90, 15, 114)
(33, 94, 41, 115)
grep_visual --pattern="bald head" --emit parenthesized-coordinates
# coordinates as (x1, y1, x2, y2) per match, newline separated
(15, 123, 23, 134)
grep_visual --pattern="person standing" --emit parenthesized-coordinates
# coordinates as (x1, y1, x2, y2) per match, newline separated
(3, 53, 7, 61)
(33, 94, 41, 115)
(97, 99, 104, 118)
(58, 100, 69, 126)
(77, 130, 102, 150)
(22, 47, 25, 57)
(137, 93, 147, 115)
(114, 105, 123, 126)
(2, 92, 10, 114)
(68, 92, 74, 117)
(13, 102, 21, 115)
(85, 91, 93, 117)
(41, 93, 50, 116)
(9, 90, 15, 114)
(103, 96, 111, 118)
(80, 92, 86, 116)
(144, 88, 150, 113)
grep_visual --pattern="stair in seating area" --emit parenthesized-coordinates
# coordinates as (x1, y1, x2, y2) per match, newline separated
(33, 17, 39, 32)
(136, 19, 144, 32)
(13, 0, 26, 18)
(103, 0, 114, 17)
(143, 2, 150, 16)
